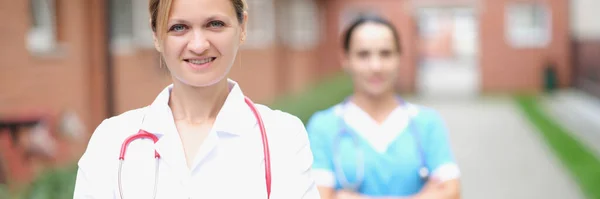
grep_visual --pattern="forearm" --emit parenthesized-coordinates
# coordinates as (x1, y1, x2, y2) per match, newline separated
(410, 179, 461, 199)
(357, 195, 411, 199)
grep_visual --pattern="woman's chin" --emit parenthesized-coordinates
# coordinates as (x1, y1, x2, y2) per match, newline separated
(175, 75, 227, 88)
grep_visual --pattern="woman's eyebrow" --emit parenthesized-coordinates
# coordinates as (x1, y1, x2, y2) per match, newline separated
(206, 14, 233, 22)
(168, 18, 189, 24)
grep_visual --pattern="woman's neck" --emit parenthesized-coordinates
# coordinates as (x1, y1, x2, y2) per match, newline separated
(169, 79, 230, 125)
(351, 91, 400, 124)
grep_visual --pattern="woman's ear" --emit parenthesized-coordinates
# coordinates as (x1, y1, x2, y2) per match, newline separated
(153, 33, 162, 52)
(150, 18, 162, 52)
(240, 11, 248, 44)
(339, 51, 350, 73)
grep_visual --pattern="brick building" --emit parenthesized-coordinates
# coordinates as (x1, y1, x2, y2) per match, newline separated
(570, 0, 600, 98)
(0, 0, 576, 186)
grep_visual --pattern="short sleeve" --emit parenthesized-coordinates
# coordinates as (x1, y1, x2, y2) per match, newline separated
(422, 110, 460, 182)
(305, 111, 336, 187)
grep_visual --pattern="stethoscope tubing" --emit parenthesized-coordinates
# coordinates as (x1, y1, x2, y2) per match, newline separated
(117, 96, 271, 199)
(332, 96, 429, 191)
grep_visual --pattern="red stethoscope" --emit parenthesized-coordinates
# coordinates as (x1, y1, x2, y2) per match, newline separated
(117, 96, 271, 199)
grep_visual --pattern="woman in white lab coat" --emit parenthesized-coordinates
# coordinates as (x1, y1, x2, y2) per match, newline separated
(73, 0, 319, 198)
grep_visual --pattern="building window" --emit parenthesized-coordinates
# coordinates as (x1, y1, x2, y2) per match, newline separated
(281, 0, 319, 50)
(110, 0, 154, 53)
(244, 0, 276, 48)
(505, 2, 551, 48)
(28, 0, 57, 54)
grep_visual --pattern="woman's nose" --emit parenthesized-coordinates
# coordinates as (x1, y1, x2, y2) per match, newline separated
(188, 30, 210, 54)
(368, 57, 383, 71)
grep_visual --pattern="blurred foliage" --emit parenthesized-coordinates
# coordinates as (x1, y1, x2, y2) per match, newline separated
(6, 73, 353, 198)
(15, 164, 78, 199)
(515, 95, 600, 199)
(270, 72, 353, 124)
(0, 184, 10, 199)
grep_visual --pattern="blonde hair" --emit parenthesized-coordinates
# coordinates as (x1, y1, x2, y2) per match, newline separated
(149, 0, 247, 42)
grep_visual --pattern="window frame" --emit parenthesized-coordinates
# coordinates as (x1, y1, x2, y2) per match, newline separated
(242, 0, 276, 49)
(505, 2, 552, 48)
(27, 0, 59, 55)
(280, 0, 320, 50)
(110, 0, 155, 54)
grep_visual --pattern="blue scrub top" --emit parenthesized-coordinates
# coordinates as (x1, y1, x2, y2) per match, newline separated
(306, 102, 457, 197)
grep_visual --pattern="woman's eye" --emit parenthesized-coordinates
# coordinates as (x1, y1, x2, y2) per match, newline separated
(169, 24, 187, 32)
(357, 51, 370, 59)
(380, 50, 392, 58)
(207, 21, 225, 28)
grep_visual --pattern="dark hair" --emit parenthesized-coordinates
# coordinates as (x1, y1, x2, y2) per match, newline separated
(342, 13, 401, 54)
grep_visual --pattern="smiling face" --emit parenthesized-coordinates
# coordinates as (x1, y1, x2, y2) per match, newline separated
(152, 0, 247, 87)
(343, 22, 401, 98)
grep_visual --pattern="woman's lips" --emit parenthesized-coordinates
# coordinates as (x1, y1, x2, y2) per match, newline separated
(184, 57, 216, 70)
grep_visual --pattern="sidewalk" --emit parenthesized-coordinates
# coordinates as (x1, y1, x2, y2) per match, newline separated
(415, 96, 585, 199)
(541, 89, 600, 159)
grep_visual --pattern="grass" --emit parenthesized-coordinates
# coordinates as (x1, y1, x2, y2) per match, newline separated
(4, 73, 353, 199)
(0, 184, 10, 199)
(514, 95, 600, 199)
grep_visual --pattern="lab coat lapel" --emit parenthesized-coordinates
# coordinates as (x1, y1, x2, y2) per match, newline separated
(139, 80, 261, 177)
(140, 84, 189, 177)
(212, 81, 257, 136)
(154, 129, 189, 176)
(188, 80, 259, 171)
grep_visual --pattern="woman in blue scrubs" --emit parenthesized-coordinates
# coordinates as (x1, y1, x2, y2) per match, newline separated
(306, 14, 461, 199)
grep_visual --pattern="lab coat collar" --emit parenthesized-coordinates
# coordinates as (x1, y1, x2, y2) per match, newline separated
(140, 79, 257, 137)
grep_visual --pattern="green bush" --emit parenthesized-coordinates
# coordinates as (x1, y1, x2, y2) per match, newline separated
(18, 164, 78, 199)
(270, 72, 353, 123)
(0, 184, 11, 199)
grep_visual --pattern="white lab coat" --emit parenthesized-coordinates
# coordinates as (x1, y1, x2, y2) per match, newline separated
(73, 79, 320, 199)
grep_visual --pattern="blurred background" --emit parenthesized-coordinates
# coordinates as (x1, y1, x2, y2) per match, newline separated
(1, 0, 600, 198)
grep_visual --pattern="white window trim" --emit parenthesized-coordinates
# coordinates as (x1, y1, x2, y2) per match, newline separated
(505, 2, 552, 48)
(111, 0, 155, 54)
(242, 0, 276, 49)
(27, 0, 59, 55)
(281, 0, 320, 50)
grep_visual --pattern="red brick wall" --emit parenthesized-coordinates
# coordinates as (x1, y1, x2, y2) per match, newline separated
(479, 0, 571, 93)
(0, 0, 108, 185)
(0, 0, 322, 187)
(322, 0, 571, 93)
(0, 0, 574, 188)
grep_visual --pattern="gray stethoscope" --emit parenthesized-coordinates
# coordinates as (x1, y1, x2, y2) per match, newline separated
(332, 97, 429, 191)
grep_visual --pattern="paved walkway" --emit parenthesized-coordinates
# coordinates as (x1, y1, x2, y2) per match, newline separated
(413, 96, 585, 199)
(541, 89, 600, 159)
(416, 58, 480, 98)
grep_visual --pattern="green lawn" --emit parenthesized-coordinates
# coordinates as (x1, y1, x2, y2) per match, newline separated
(515, 95, 600, 199)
